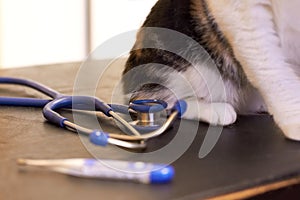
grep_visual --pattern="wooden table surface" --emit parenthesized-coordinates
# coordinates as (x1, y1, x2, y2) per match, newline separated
(1, 60, 300, 200)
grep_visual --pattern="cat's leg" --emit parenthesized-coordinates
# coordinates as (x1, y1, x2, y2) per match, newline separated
(208, 1, 300, 140)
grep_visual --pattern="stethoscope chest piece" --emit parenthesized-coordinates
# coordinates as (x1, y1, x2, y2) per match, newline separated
(129, 99, 168, 132)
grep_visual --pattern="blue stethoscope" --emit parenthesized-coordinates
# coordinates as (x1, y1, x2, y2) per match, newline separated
(0, 77, 187, 149)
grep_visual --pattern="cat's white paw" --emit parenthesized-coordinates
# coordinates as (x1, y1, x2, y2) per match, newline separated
(182, 100, 237, 126)
(280, 123, 300, 141)
(202, 103, 237, 126)
(273, 112, 300, 141)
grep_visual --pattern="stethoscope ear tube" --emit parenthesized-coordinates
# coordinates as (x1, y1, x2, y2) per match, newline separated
(42, 96, 147, 149)
(89, 130, 147, 149)
(43, 96, 114, 128)
(43, 97, 69, 127)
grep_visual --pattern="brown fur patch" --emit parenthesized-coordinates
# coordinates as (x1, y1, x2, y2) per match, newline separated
(190, 0, 247, 86)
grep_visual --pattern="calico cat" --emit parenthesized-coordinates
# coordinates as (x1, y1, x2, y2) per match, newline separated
(122, 0, 300, 140)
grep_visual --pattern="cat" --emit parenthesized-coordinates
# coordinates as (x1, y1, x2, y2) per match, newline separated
(122, 0, 300, 140)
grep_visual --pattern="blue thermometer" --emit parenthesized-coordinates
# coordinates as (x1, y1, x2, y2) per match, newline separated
(17, 158, 175, 184)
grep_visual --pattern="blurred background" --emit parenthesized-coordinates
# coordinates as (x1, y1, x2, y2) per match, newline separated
(0, 0, 157, 68)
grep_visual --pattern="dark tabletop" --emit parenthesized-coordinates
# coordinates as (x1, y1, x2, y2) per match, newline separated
(1, 60, 300, 200)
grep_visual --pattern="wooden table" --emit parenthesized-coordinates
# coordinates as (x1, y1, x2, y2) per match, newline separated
(1, 60, 300, 200)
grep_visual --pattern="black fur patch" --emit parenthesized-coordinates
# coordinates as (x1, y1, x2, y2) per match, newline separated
(123, 0, 248, 96)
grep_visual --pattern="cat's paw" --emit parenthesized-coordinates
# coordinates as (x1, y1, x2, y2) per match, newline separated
(202, 103, 237, 126)
(274, 113, 300, 141)
(182, 100, 237, 126)
(280, 123, 300, 141)
(204, 103, 237, 126)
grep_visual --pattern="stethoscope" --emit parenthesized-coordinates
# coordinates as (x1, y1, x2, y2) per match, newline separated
(0, 77, 187, 149)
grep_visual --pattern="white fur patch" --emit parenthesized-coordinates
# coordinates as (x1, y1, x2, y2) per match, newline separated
(207, 0, 300, 140)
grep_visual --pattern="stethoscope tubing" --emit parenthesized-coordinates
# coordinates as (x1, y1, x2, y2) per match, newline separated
(0, 77, 184, 149)
(0, 97, 51, 107)
(0, 77, 59, 98)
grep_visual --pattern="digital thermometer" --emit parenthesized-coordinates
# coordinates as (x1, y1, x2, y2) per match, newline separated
(17, 158, 175, 184)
